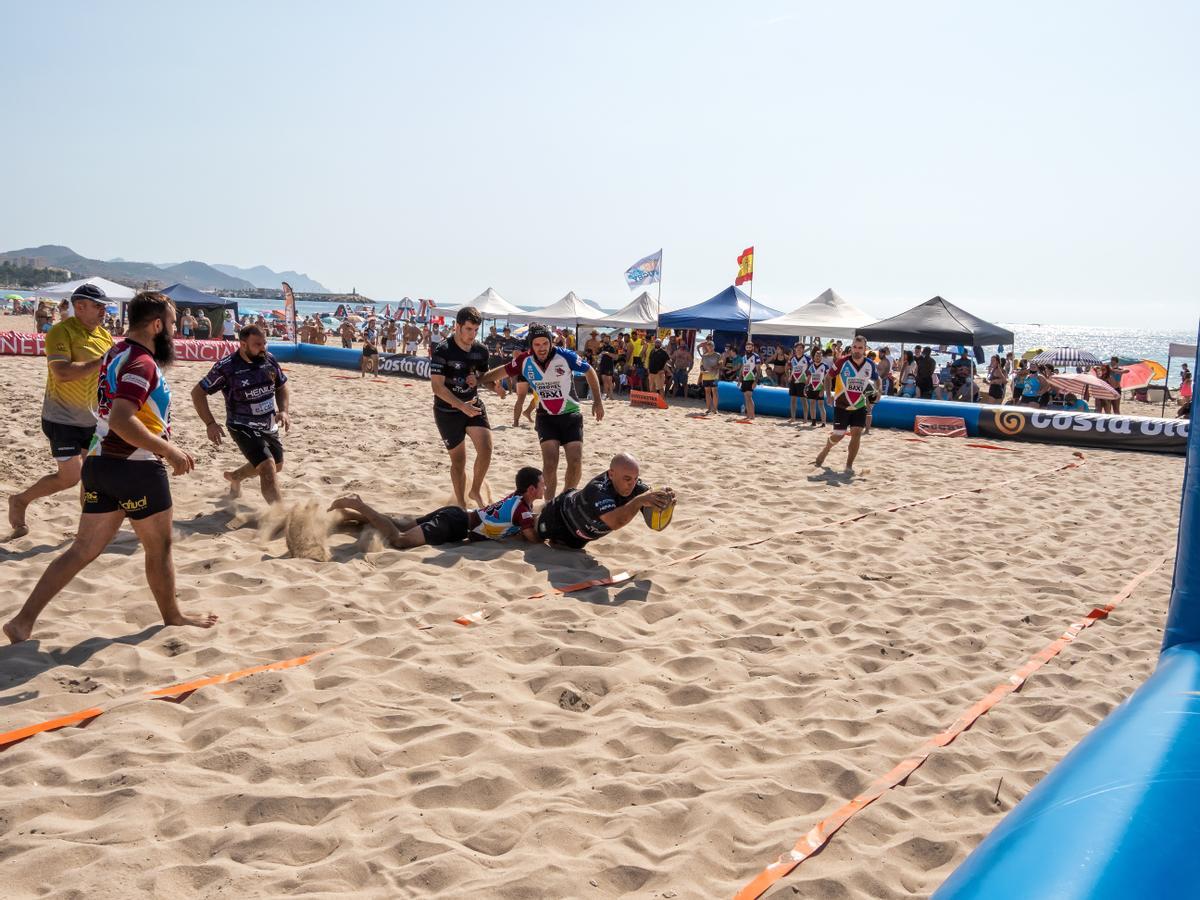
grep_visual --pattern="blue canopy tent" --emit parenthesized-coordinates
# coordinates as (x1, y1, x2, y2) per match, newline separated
(658, 286, 783, 351)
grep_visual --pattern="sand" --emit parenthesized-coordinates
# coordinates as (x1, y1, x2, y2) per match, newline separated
(0, 324, 1186, 898)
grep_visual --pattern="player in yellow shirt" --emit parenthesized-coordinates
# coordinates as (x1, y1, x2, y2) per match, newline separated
(6, 284, 113, 538)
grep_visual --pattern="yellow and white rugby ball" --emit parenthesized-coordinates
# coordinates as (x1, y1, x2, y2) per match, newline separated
(641, 494, 676, 531)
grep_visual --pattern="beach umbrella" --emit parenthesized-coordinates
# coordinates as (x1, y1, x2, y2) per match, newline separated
(1120, 362, 1154, 391)
(345, 314, 364, 323)
(1030, 347, 1101, 367)
(1048, 372, 1119, 400)
(5, 293, 23, 301)
(1141, 359, 1168, 381)
(1020, 347, 1045, 361)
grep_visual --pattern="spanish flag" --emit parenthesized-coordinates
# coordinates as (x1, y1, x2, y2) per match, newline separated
(736, 246, 754, 285)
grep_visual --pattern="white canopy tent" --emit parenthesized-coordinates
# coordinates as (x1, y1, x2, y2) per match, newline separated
(510, 291, 607, 325)
(579, 291, 659, 330)
(1161, 341, 1199, 414)
(752, 288, 874, 339)
(434, 287, 525, 320)
(1169, 342, 1197, 359)
(36, 276, 137, 301)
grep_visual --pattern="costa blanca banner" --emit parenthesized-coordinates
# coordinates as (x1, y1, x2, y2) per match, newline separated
(978, 407, 1188, 455)
(377, 352, 431, 379)
(0, 332, 236, 363)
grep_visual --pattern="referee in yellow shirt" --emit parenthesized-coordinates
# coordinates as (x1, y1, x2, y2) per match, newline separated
(7, 284, 113, 538)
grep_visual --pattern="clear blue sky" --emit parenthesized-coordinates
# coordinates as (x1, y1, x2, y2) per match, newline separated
(3, 1, 1196, 328)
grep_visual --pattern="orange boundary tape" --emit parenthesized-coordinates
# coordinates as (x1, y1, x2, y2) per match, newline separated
(0, 647, 335, 752)
(733, 554, 1167, 900)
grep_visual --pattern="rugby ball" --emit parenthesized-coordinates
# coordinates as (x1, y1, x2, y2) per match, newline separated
(641, 497, 676, 531)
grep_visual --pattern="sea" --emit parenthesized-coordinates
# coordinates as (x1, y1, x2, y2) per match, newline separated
(7, 289, 1195, 385)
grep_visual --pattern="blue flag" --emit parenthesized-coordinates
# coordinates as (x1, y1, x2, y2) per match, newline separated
(624, 249, 662, 290)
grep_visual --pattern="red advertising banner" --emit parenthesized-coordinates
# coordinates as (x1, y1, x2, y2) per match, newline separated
(914, 415, 968, 437)
(0, 332, 236, 362)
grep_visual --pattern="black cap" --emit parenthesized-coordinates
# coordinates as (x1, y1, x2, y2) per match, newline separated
(526, 323, 552, 346)
(70, 283, 108, 304)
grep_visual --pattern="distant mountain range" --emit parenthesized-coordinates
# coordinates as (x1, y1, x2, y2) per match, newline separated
(0, 245, 328, 294)
(211, 263, 328, 293)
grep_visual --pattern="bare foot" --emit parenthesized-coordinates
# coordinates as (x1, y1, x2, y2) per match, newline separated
(7, 494, 29, 535)
(453, 495, 467, 510)
(223, 471, 242, 498)
(3, 618, 31, 644)
(164, 612, 219, 629)
(467, 492, 484, 509)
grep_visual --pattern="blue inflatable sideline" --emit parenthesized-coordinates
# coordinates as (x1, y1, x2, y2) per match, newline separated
(716, 380, 984, 428)
(935, 328, 1200, 899)
(714, 381, 1187, 454)
(268, 342, 360, 371)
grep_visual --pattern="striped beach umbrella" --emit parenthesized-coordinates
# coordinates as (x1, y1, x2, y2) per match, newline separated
(1048, 372, 1120, 400)
(1030, 347, 1101, 368)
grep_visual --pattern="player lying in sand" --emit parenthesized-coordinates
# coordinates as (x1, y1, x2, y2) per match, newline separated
(534, 452, 675, 549)
(328, 466, 545, 549)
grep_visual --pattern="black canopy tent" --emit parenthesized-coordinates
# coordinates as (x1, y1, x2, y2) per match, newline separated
(121, 283, 240, 336)
(859, 296, 1013, 347)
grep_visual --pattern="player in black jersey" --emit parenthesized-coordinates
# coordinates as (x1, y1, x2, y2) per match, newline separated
(430, 306, 496, 508)
(535, 452, 675, 550)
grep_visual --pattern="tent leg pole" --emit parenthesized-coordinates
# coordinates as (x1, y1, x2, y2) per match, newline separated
(1162, 357, 1172, 416)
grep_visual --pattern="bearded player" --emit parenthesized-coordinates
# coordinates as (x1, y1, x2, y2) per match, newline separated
(813, 335, 881, 472)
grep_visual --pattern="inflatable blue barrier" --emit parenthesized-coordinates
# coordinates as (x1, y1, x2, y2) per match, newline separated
(935, 329, 1200, 898)
(714, 382, 1187, 454)
(717, 381, 986, 427)
(267, 341, 360, 370)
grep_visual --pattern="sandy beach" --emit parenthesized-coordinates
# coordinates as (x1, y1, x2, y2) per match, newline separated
(0, 334, 1185, 898)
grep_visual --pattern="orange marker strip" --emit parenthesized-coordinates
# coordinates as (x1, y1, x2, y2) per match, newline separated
(454, 610, 488, 626)
(733, 555, 1166, 900)
(965, 443, 1017, 451)
(0, 706, 105, 750)
(1, 648, 335, 753)
(147, 647, 336, 699)
(556, 571, 632, 594)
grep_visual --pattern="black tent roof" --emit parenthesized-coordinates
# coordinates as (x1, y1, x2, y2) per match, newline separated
(158, 283, 239, 309)
(858, 296, 1013, 346)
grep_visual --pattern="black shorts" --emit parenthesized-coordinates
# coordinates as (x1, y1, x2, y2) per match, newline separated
(362, 345, 378, 357)
(988, 383, 1005, 400)
(740, 380, 756, 393)
(535, 410, 584, 446)
(416, 505, 470, 545)
(789, 382, 806, 397)
(434, 402, 491, 450)
(805, 386, 824, 401)
(82, 456, 171, 520)
(229, 425, 284, 468)
(534, 494, 589, 550)
(42, 418, 95, 461)
(833, 407, 869, 433)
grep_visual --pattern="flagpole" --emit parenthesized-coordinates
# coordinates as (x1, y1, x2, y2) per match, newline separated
(656, 249, 663, 333)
